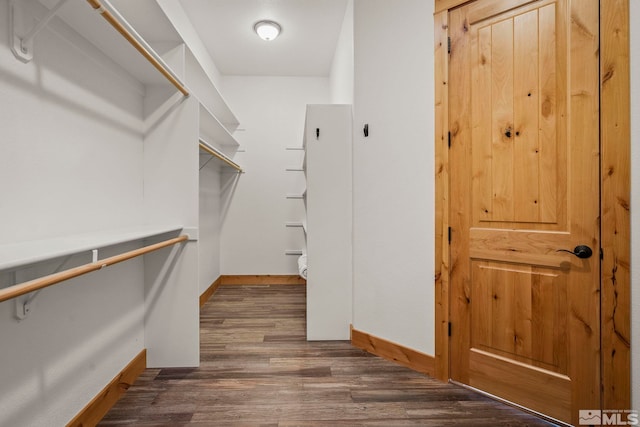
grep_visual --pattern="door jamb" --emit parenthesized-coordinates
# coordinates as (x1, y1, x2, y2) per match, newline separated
(432, 0, 631, 410)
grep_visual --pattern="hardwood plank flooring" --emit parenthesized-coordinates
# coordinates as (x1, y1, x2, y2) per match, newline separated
(99, 285, 556, 426)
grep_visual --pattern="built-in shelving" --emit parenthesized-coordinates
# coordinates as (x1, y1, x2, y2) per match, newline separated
(32, 0, 185, 90)
(2, 0, 242, 421)
(285, 141, 307, 262)
(199, 104, 239, 149)
(0, 224, 184, 272)
(0, 234, 188, 304)
(303, 104, 353, 341)
(185, 49, 239, 133)
(33, 0, 241, 135)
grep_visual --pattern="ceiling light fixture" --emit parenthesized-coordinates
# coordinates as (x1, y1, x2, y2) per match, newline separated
(254, 20, 281, 41)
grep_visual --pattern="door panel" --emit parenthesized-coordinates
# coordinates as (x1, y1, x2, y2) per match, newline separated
(471, 2, 565, 227)
(449, 0, 600, 424)
(470, 261, 568, 372)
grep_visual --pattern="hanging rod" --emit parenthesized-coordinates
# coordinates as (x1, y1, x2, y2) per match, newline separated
(0, 235, 188, 304)
(86, 0, 189, 96)
(199, 140, 242, 172)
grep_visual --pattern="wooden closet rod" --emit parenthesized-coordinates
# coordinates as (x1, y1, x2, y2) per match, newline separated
(86, 0, 190, 96)
(199, 142, 242, 172)
(0, 235, 188, 304)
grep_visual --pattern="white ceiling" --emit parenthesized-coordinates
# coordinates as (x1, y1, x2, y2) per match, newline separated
(178, 0, 349, 77)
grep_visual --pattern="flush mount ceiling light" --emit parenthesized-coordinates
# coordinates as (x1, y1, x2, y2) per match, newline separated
(254, 20, 281, 41)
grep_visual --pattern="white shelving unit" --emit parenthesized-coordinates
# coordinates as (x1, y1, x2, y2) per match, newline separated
(303, 104, 353, 341)
(285, 132, 307, 258)
(2, 0, 242, 424)
(0, 225, 185, 272)
(186, 48, 239, 133)
(199, 103, 239, 150)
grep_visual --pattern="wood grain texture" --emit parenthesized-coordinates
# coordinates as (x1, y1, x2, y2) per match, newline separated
(600, 0, 631, 410)
(433, 9, 450, 382)
(467, 0, 539, 24)
(199, 276, 222, 308)
(435, 0, 473, 14)
(220, 275, 306, 285)
(567, 3, 602, 422)
(471, 24, 492, 222)
(513, 9, 540, 222)
(436, 0, 631, 417)
(538, 4, 559, 223)
(99, 285, 553, 426)
(489, 18, 515, 221)
(469, 349, 571, 423)
(448, 3, 473, 386)
(351, 328, 435, 377)
(449, 1, 601, 424)
(67, 349, 146, 427)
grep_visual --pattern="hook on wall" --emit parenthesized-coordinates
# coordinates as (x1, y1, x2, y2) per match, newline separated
(363, 124, 369, 137)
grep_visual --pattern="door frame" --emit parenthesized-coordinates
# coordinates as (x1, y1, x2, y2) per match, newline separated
(433, 0, 631, 411)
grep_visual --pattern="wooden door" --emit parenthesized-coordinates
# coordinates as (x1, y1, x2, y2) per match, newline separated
(448, 0, 600, 425)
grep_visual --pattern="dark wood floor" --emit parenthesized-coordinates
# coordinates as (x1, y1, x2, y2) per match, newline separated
(100, 285, 556, 426)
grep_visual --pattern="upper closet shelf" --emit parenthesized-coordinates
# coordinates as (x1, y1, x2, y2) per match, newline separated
(185, 49, 239, 133)
(0, 224, 185, 272)
(20, 0, 241, 130)
(22, 0, 188, 93)
(199, 104, 239, 148)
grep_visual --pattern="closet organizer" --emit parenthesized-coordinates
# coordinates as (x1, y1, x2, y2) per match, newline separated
(2, 0, 242, 370)
(302, 104, 353, 341)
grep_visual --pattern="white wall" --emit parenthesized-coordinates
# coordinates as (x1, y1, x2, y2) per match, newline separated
(0, 3, 144, 242)
(219, 76, 329, 275)
(352, 0, 435, 354)
(631, 0, 639, 411)
(0, 0, 146, 424)
(329, 0, 354, 104)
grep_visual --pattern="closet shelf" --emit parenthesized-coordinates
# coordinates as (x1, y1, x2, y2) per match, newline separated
(86, 0, 188, 95)
(199, 140, 242, 172)
(32, 0, 189, 93)
(0, 224, 185, 272)
(30, 0, 242, 135)
(199, 104, 239, 148)
(185, 49, 239, 133)
(0, 234, 188, 304)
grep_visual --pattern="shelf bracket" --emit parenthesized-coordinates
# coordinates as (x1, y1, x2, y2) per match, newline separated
(10, 0, 71, 63)
(14, 254, 74, 321)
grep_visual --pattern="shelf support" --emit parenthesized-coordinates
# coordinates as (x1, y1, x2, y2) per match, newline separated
(10, 0, 71, 63)
(14, 255, 73, 321)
